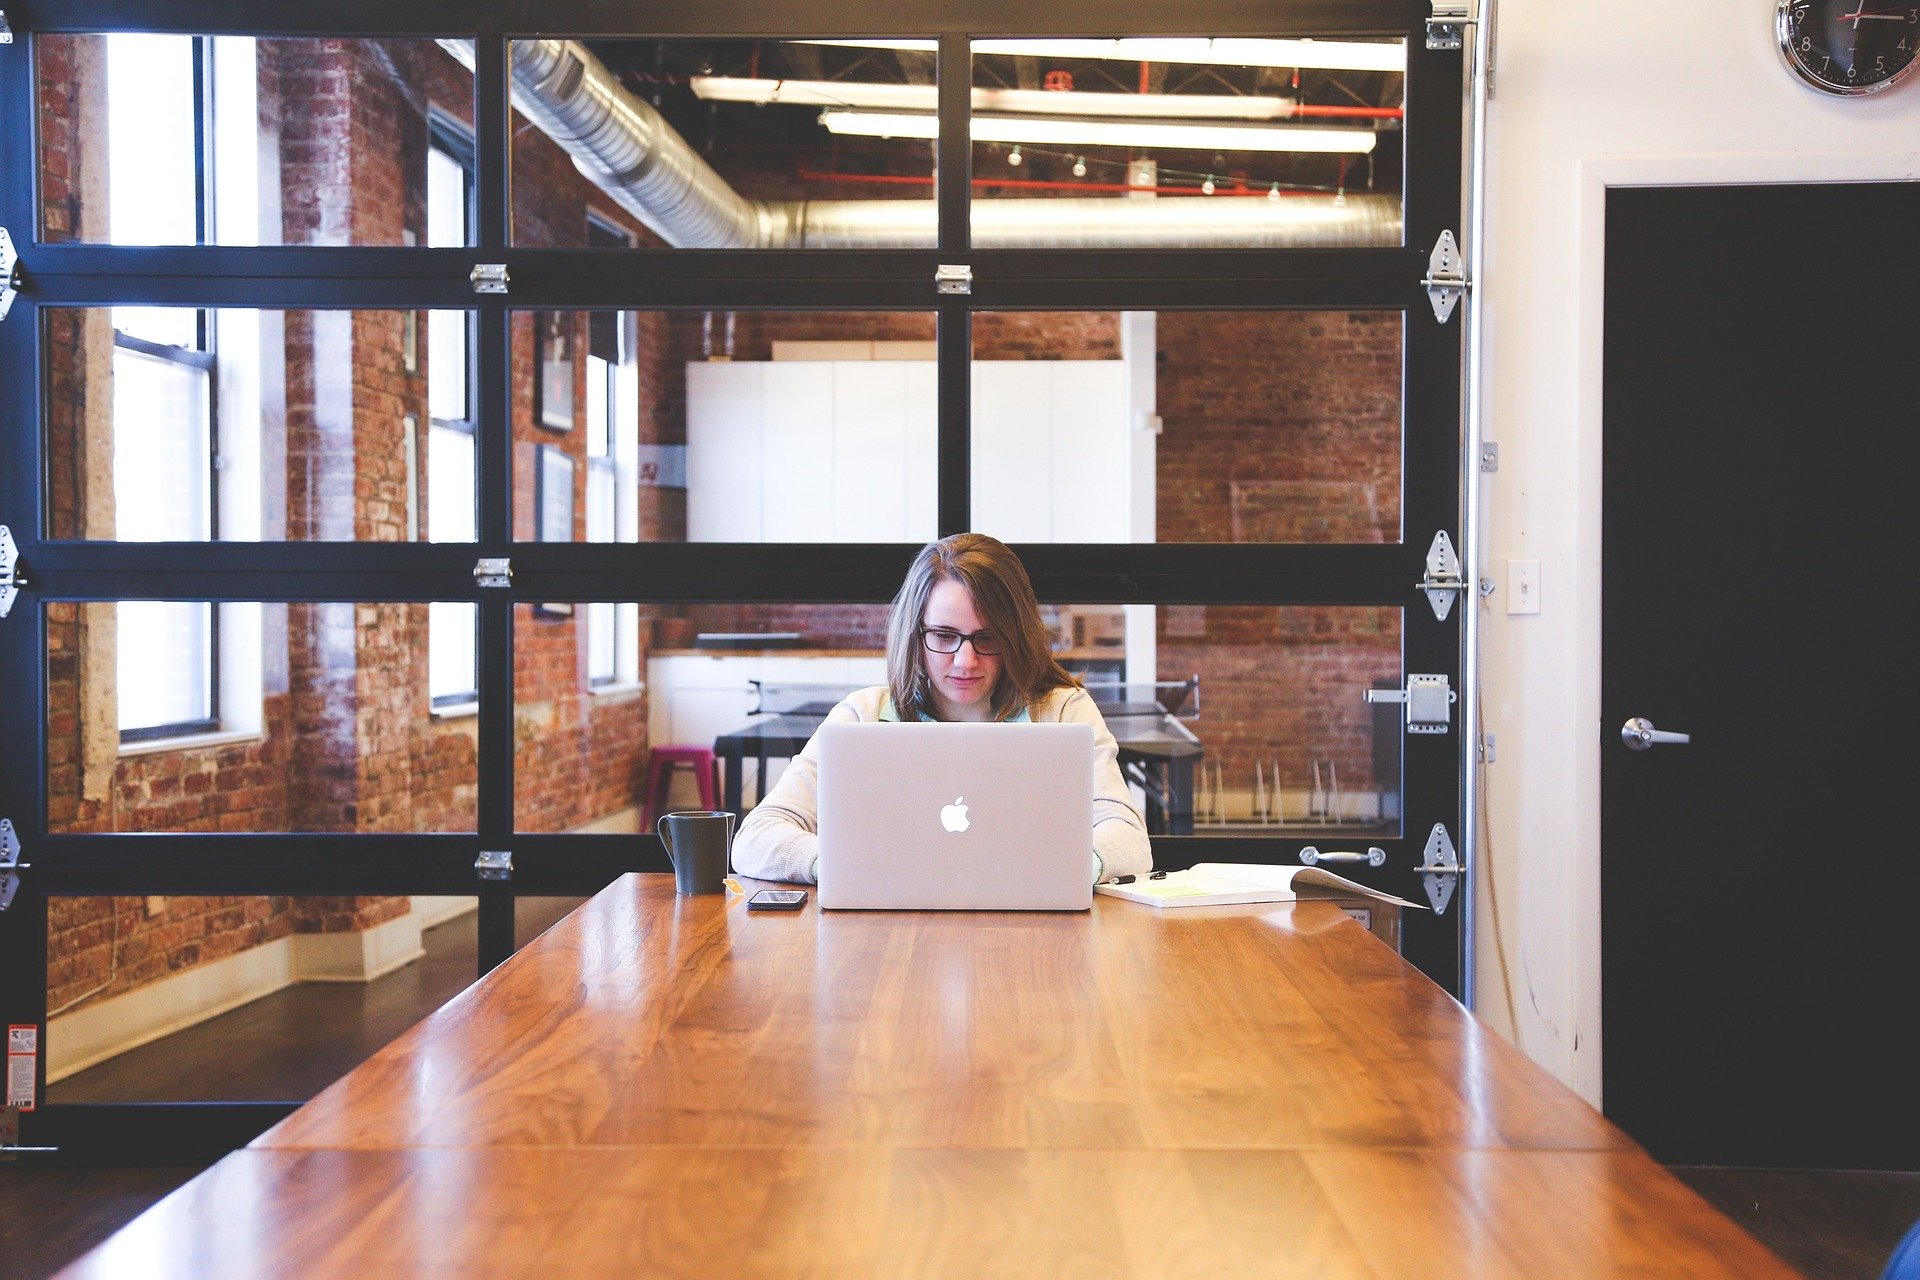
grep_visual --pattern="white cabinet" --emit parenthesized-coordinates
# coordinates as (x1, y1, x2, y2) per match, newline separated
(685, 363, 764, 542)
(686, 359, 1131, 543)
(971, 362, 1053, 543)
(761, 364, 835, 543)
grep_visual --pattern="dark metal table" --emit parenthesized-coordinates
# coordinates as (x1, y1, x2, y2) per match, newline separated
(713, 701, 1203, 835)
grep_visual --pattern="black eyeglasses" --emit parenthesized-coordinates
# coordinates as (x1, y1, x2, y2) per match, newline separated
(921, 627, 1002, 656)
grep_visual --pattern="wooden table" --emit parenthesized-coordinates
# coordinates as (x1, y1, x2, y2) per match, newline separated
(55, 876, 1803, 1279)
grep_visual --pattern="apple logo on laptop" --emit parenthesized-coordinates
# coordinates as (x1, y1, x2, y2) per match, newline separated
(940, 796, 970, 833)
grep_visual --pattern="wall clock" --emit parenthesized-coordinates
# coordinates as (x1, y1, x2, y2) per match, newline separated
(1777, 0, 1920, 94)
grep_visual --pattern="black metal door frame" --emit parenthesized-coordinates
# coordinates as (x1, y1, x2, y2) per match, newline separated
(0, 0, 1461, 1162)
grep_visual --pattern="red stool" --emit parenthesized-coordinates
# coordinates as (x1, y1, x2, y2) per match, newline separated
(643, 745, 719, 824)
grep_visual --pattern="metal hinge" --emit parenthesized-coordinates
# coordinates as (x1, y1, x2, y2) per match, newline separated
(1365, 674, 1456, 735)
(0, 12, 12, 44)
(1427, 0, 1471, 50)
(935, 264, 972, 295)
(475, 850, 513, 881)
(0, 526, 23, 618)
(0, 819, 25, 912)
(469, 263, 510, 294)
(473, 558, 511, 588)
(1418, 823, 1461, 914)
(1422, 230, 1466, 323)
(0, 227, 22, 323)
(1418, 530, 1465, 621)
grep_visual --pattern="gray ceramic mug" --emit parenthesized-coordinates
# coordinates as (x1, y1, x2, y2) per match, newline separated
(655, 810, 736, 895)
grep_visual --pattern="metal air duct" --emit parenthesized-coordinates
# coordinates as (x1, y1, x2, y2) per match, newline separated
(441, 39, 1401, 250)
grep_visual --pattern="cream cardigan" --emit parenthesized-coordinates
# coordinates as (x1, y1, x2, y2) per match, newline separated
(729, 685, 1154, 885)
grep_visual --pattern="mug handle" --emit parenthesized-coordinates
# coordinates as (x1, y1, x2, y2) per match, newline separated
(655, 814, 676, 870)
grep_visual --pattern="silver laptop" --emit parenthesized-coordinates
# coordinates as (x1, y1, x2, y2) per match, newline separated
(815, 721, 1095, 910)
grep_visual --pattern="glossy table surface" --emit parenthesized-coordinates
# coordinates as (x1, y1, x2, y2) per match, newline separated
(55, 875, 1802, 1279)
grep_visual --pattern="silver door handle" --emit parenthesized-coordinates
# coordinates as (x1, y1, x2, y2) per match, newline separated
(1622, 717, 1691, 750)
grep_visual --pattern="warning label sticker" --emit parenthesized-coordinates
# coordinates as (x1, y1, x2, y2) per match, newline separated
(7, 1023, 38, 1111)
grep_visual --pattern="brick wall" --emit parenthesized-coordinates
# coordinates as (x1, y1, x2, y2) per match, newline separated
(44, 40, 655, 1013)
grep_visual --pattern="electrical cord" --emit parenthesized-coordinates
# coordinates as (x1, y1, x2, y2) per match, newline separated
(48, 896, 124, 1017)
(1477, 593, 1520, 1042)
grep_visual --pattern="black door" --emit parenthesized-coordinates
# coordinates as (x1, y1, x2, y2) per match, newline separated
(1602, 181, 1919, 1171)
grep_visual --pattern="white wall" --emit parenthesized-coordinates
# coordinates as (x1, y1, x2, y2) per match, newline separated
(1478, 0, 1918, 1103)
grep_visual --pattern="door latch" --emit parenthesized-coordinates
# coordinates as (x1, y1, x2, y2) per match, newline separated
(1621, 717, 1691, 751)
(1299, 846, 1386, 868)
(1366, 674, 1456, 734)
(935, 264, 973, 295)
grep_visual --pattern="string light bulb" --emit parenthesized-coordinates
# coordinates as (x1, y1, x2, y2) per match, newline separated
(1007, 145, 1023, 167)
(1072, 155, 1087, 178)
(1268, 182, 1281, 201)
(1201, 175, 1216, 195)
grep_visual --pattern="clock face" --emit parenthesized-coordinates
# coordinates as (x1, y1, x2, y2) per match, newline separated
(1778, 0, 1920, 94)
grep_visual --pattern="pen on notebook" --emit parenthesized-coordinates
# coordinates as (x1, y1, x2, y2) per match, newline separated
(1111, 874, 1135, 884)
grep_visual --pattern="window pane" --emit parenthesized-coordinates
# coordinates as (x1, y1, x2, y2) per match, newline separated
(514, 310, 937, 543)
(39, 36, 474, 246)
(509, 39, 937, 249)
(427, 426, 475, 543)
(1158, 605, 1402, 837)
(525, 601, 1400, 840)
(45, 308, 474, 543)
(518, 602, 893, 832)
(117, 602, 212, 733)
(111, 348, 210, 541)
(427, 145, 468, 249)
(587, 601, 618, 686)
(427, 311, 470, 424)
(47, 601, 479, 833)
(103, 35, 199, 245)
(46, 894, 485, 1104)
(971, 310, 1402, 544)
(429, 601, 478, 705)
(969, 39, 1404, 250)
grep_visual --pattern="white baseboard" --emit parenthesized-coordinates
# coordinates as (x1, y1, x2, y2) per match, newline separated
(291, 911, 426, 983)
(572, 804, 641, 835)
(49, 936, 297, 1082)
(47, 900, 444, 1082)
(410, 895, 478, 929)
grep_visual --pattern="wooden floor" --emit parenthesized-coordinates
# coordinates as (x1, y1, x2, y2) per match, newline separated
(5, 895, 1915, 1280)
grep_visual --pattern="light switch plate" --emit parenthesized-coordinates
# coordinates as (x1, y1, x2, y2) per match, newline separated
(1507, 559, 1540, 615)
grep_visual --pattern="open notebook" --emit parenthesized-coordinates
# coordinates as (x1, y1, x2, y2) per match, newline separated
(1095, 862, 1422, 909)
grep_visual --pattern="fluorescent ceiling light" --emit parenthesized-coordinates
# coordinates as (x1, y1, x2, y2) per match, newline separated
(818, 110, 1378, 154)
(692, 76, 1303, 121)
(799, 37, 1406, 74)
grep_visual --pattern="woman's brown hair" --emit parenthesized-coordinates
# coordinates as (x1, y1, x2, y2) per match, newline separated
(886, 533, 1077, 722)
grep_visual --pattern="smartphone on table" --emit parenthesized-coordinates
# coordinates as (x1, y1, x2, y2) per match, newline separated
(747, 889, 808, 911)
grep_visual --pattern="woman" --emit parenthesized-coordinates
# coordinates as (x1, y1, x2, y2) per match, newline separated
(730, 533, 1153, 886)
